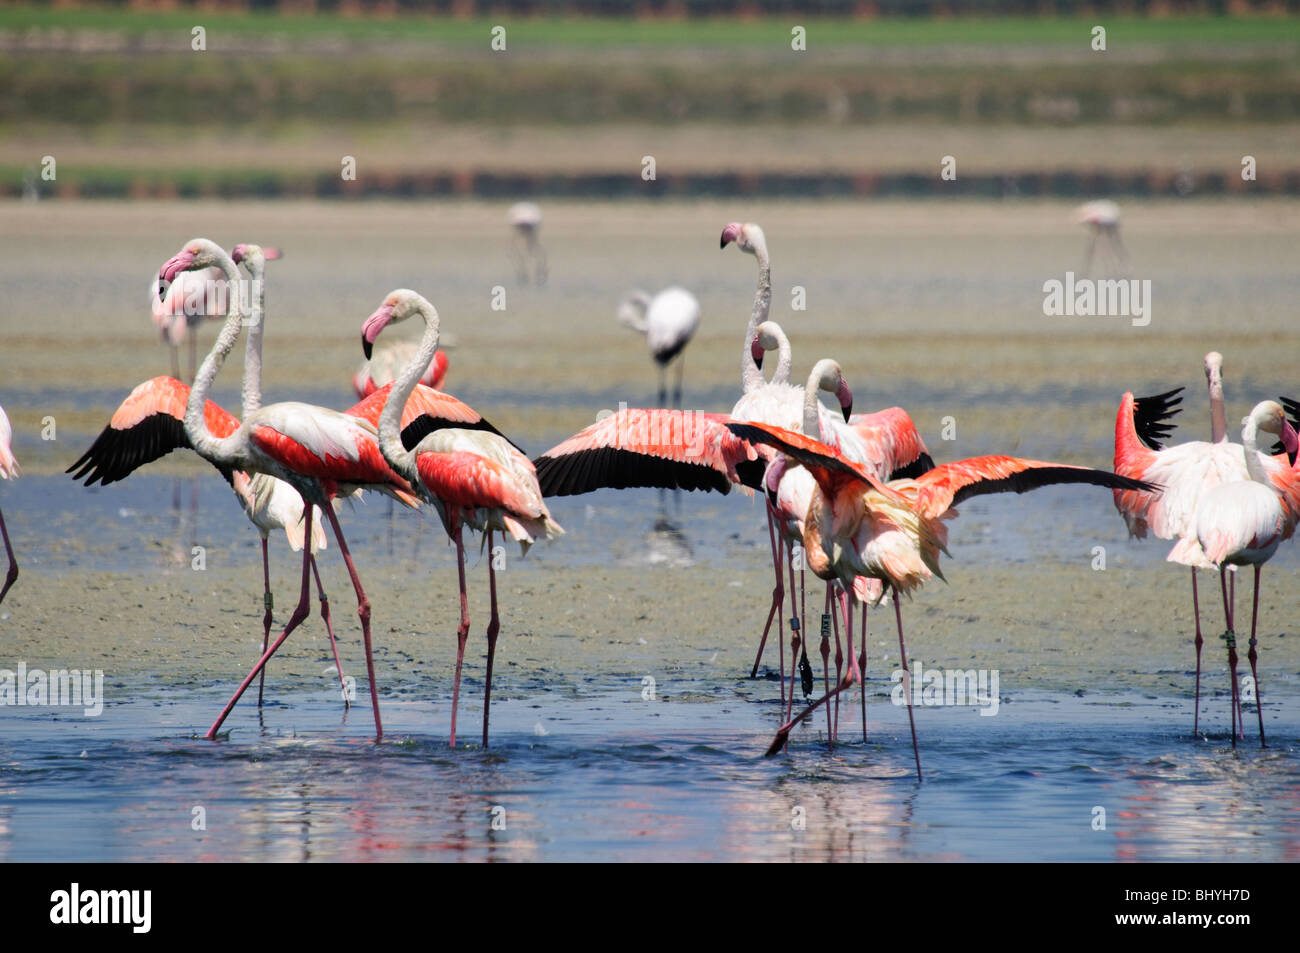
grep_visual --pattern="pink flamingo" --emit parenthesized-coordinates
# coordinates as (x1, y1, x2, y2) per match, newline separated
(152, 247, 278, 382)
(1113, 352, 1300, 735)
(353, 341, 448, 400)
(161, 238, 426, 741)
(1193, 400, 1298, 747)
(0, 403, 18, 604)
(727, 419, 1157, 776)
(363, 289, 564, 747)
(617, 286, 701, 408)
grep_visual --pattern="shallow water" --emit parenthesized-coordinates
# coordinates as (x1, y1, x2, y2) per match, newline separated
(2, 199, 1299, 861)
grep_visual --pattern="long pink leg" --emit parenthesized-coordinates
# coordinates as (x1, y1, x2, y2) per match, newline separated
(206, 504, 314, 740)
(859, 598, 869, 742)
(0, 506, 18, 606)
(448, 524, 471, 748)
(1247, 565, 1266, 748)
(820, 586, 833, 740)
(1230, 571, 1243, 734)
(893, 588, 922, 780)
(1191, 569, 1203, 736)
(320, 504, 381, 740)
(784, 540, 803, 721)
(750, 503, 785, 702)
(765, 589, 863, 756)
(833, 586, 848, 743)
(257, 537, 273, 707)
(309, 554, 348, 707)
(482, 530, 501, 747)
(1219, 568, 1239, 745)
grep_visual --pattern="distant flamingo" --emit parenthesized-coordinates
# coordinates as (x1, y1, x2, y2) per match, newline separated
(1193, 400, 1298, 747)
(728, 419, 1156, 775)
(1113, 352, 1300, 734)
(0, 403, 19, 605)
(1077, 200, 1126, 276)
(353, 341, 449, 400)
(364, 289, 564, 747)
(152, 246, 279, 383)
(508, 202, 547, 286)
(617, 286, 701, 408)
(161, 238, 424, 741)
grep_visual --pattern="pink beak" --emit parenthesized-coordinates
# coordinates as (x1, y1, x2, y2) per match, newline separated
(720, 222, 743, 248)
(836, 381, 853, 422)
(159, 249, 196, 284)
(751, 336, 765, 371)
(361, 305, 393, 360)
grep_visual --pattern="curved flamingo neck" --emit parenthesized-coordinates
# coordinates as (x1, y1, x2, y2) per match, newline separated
(741, 240, 771, 394)
(1241, 416, 1270, 484)
(769, 325, 793, 385)
(378, 298, 441, 485)
(803, 360, 837, 439)
(185, 252, 248, 465)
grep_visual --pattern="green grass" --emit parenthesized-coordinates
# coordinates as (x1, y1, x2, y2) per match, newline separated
(1, 4, 1297, 49)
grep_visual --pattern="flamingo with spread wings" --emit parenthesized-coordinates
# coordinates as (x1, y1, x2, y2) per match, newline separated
(728, 419, 1157, 775)
(1113, 351, 1300, 734)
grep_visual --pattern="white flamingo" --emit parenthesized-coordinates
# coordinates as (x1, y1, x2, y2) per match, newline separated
(508, 202, 547, 286)
(1077, 199, 1126, 276)
(1192, 400, 1299, 747)
(617, 286, 701, 409)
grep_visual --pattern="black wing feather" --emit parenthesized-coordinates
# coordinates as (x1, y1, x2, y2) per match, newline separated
(950, 466, 1157, 507)
(66, 414, 192, 487)
(1132, 387, 1183, 451)
(533, 448, 733, 498)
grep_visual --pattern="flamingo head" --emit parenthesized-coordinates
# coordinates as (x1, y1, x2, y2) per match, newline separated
(1203, 350, 1224, 389)
(810, 359, 853, 422)
(1251, 400, 1299, 462)
(764, 455, 787, 495)
(362, 288, 435, 360)
(751, 320, 784, 372)
(159, 238, 226, 284)
(720, 221, 766, 255)
(231, 243, 281, 268)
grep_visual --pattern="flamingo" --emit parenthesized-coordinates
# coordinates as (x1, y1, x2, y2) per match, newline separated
(353, 340, 448, 400)
(363, 289, 563, 747)
(617, 286, 701, 409)
(508, 201, 547, 286)
(152, 247, 278, 383)
(1192, 400, 1299, 748)
(160, 238, 426, 741)
(1113, 351, 1300, 735)
(75, 243, 348, 704)
(0, 403, 19, 605)
(727, 419, 1157, 774)
(1077, 199, 1126, 276)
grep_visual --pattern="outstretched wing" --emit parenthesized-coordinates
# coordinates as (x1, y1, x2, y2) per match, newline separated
(67, 376, 239, 486)
(724, 420, 908, 505)
(536, 409, 758, 497)
(848, 407, 934, 481)
(916, 456, 1159, 518)
(345, 382, 521, 454)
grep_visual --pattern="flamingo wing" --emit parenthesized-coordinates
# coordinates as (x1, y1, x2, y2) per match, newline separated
(848, 407, 934, 481)
(535, 409, 758, 497)
(914, 456, 1158, 519)
(345, 382, 520, 453)
(67, 376, 239, 486)
(1131, 387, 1184, 451)
(724, 420, 908, 505)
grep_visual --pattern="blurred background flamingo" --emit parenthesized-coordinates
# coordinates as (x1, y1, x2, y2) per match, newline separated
(617, 286, 700, 409)
(0, 403, 19, 605)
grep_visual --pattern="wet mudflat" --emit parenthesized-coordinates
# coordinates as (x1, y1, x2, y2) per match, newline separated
(0, 199, 1297, 861)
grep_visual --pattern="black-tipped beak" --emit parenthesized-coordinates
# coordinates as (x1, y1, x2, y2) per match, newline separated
(755, 353, 763, 371)
(720, 236, 728, 249)
(362, 335, 373, 360)
(842, 402, 853, 423)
